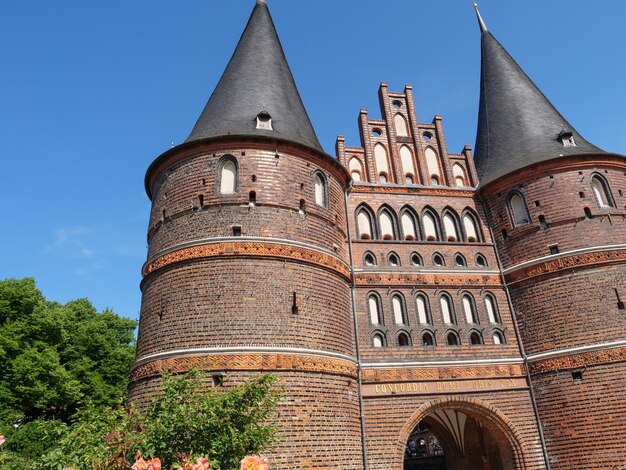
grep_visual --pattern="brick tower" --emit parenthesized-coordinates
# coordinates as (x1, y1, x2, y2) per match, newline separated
(472, 7, 626, 469)
(129, 1, 363, 467)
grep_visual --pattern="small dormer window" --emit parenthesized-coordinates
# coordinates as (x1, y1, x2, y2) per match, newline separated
(558, 130, 576, 147)
(256, 112, 273, 130)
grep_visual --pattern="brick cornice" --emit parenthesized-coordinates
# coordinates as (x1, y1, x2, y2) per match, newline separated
(361, 363, 526, 383)
(504, 246, 626, 284)
(142, 239, 351, 280)
(129, 352, 358, 382)
(528, 345, 626, 374)
(354, 271, 501, 287)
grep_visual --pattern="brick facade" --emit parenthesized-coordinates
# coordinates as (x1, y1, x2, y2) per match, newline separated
(129, 6, 625, 468)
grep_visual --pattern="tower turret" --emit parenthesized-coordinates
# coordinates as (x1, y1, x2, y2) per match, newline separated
(473, 6, 626, 468)
(131, 2, 363, 468)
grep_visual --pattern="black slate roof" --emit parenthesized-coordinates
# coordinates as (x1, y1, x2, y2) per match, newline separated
(474, 26, 608, 186)
(185, 1, 323, 153)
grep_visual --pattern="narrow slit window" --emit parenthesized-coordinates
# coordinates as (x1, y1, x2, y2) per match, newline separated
(220, 159, 237, 194)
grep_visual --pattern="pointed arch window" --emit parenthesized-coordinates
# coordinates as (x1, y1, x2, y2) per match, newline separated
(463, 212, 481, 242)
(392, 294, 407, 325)
(416, 293, 431, 324)
(508, 192, 530, 226)
(470, 331, 483, 345)
(363, 252, 377, 266)
(493, 331, 505, 345)
(422, 211, 439, 241)
(374, 143, 391, 183)
(443, 212, 460, 242)
(462, 294, 478, 324)
(440, 294, 455, 324)
(447, 331, 460, 346)
(379, 208, 396, 240)
(422, 332, 435, 346)
(349, 157, 364, 182)
(484, 294, 499, 324)
(453, 163, 468, 187)
(219, 157, 238, 194)
(394, 114, 409, 137)
(372, 332, 385, 348)
(425, 147, 442, 185)
(368, 294, 383, 325)
(591, 174, 614, 208)
(398, 331, 411, 347)
(313, 172, 327, 207)
(400, 145, 416, 184)
(401, 210, 418, 241)
(356, 207, 374, 240)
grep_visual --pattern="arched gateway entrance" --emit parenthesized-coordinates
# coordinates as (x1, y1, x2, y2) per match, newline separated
(397, 398, 525, 470)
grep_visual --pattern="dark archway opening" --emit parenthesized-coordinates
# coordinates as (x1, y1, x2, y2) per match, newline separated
(404, 409, 514, 470)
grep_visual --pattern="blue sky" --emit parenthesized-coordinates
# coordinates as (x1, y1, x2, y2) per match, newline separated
(1, 0, 624, 322)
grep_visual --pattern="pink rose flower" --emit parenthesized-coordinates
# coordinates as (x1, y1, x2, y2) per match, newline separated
(150, 457, 162, 470)
(192, 457, 211, 470)
(0, 435, 5, 446)
(132, 458, 149, 470)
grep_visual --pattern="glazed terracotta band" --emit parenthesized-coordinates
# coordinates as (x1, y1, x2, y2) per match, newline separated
(528, 345, 626, 374)
(142, 240, 351, 280)
(355, 271, 502, 287)
(130, 351, 358, 382)
(504, 247, 626, 284)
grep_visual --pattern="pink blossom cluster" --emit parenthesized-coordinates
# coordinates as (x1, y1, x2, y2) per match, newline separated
(178, 457, 211, 470)
(132, 457, 161, 470)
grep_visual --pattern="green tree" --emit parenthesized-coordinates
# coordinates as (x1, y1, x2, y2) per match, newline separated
(0, 277, 137, 458)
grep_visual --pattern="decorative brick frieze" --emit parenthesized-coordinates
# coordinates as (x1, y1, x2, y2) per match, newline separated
(350, 184, 474, 197)
(130, 352, 358, 382)
(355, 271, 501, 287)
(505, 247, 626, 284)
(528, 345, 626, 374)
(142, 240, 351, 280)
(361, 363, 526, 382)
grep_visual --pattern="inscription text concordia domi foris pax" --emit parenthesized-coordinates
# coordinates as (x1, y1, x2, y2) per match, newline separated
(363, 378, 527, 397)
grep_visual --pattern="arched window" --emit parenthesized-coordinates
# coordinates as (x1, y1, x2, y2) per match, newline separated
(440, 294, 455, 324)
(410, 253, 423, 267)
(476, 254, 488, 268)
(313, 172, 327, 207)
(401, 209, 418, 241)
(363, 252, 377, 266)
(470, 331, 483, 345)
(394, 114, 409, 137)
(392, 294, 406, 325)
(422, 211, 439, 241)
(219, 157, 238, 194)
(349, 158, 363, 182)
(398, 331, 411, 347)
(422, 332, 435, 346)
(508, 192, 530, 226)
(372, 332, 385, 348)
(462, 212, 481, 242)
(368, 294, 383, 325)
(454, 253, 467, 267)
(484, 294, 499, 324)
(493, 331, 505, 345)
(425, 147, 442, 185)
(443, 211, 460, 242)
(591, 174, 614, 208)
(400, 145, 416, 183)
(356, 206, 374, 240)
(416, 293, 430, 324)
(374, 144, 391, 183)
(433, 253, 445, 267)
(387, 252, 400, 266)
(447, 331, 460, 346)
(379, 208, 396, 240)
(462, 294, 478, 324)
(453, 163, 468, 187)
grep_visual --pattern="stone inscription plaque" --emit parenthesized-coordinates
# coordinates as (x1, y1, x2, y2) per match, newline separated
(362, 377, 528, 397)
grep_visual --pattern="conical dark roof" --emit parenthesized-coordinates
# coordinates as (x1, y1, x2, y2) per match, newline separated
(185, 0, 323, 153)
(474, 16, 608, 186)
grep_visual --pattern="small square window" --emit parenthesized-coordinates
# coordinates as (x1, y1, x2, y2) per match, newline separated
(549, 245, 559, 255)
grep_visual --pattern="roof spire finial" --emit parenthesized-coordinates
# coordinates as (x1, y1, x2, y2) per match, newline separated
(256, 0, 267, 5)
(473, 3, 488, 33)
